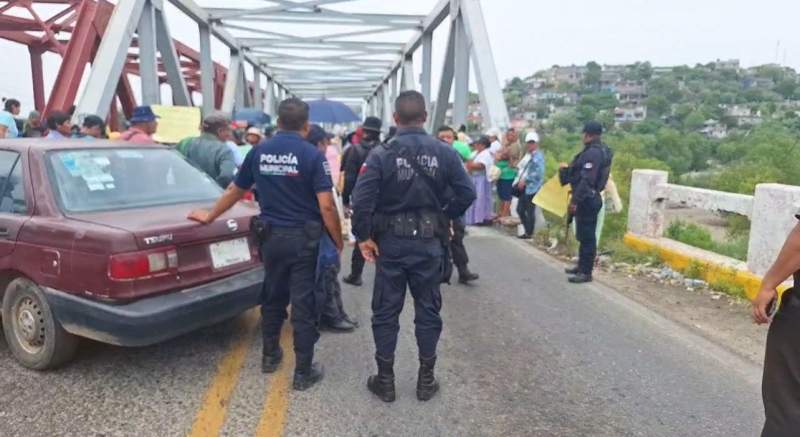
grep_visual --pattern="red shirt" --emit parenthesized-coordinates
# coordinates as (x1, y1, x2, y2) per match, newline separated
(120, 127, 154, 144)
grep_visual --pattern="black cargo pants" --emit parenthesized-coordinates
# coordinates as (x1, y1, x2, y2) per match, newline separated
(575, 194, 603, 275)
(372, 234, 443, 360)
(762, 289, 800, 437)
(260, 225, 321, 358)
(450, 217, 469, 272)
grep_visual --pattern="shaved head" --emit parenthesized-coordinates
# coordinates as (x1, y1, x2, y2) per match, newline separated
(394, 90, 427, 127)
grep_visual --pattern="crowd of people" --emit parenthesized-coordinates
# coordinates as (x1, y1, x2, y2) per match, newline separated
(1, 91, 618, 401)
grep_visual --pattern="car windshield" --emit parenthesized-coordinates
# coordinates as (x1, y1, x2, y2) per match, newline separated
(48, 148, 222, 213)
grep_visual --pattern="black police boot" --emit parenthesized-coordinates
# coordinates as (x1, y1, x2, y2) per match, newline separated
(416, 355, 440, 401)
(261, 336, 283, 374)
(367, 355, 396, 403)
(568, 273, 593, 284)
(293, 354, 324, 391)
(457, 266, 479, 284)
(342, 274, 363, 286)
(343, 313, 360, 328)
(564, 265, 580, 275)
(320, 317, 356, 333)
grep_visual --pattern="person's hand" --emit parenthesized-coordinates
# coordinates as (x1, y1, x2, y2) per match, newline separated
(188, 209, 212, 224)
(517, 181, 526, 190)
(568, 203, 577, 215)
(560, 162, 569, 169)
(358, 239, 380, 263)
(752, 287, 778, 324)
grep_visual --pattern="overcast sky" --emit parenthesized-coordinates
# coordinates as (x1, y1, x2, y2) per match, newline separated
(1, 0, 799, 109)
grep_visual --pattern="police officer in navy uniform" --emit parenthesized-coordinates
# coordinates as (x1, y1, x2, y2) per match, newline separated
(188, 98, 343, 391)
(560, 121, 613, 284)
(341, 116, 383, 286)
(352, 91, 476, 402)
(753, 210, 800, 436)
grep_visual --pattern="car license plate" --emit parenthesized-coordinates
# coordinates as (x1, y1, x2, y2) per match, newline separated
(210, 238, 251, 269)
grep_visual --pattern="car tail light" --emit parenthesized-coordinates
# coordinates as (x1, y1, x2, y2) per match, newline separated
(108, 247, 179, 281)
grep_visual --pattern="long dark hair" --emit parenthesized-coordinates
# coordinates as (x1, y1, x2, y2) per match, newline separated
(2, 98, 20, 112)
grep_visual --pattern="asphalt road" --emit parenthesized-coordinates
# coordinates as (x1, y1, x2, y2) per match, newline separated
(0, 228, 764, 436)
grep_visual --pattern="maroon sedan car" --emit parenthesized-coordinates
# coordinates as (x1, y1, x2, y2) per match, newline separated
(0, 140, 263, 369)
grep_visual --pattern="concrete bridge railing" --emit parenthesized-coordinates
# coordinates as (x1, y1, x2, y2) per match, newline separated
(627, 169, 800, 277)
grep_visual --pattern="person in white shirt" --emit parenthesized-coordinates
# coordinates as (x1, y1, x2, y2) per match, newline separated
(485, 127, 503, 157)
(464, 135, 495, 225)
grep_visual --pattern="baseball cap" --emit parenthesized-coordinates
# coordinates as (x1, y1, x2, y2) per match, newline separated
(485, 127, 501, 138)
(472, 135, 492, 147)
(525, 131, 540, 143)
(245, 126, 263, 139)
(582, 121, 603, 135)
(362, 116, 382, 133)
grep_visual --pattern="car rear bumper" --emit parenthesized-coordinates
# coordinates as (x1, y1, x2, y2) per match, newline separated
(43, 268, 264, 347)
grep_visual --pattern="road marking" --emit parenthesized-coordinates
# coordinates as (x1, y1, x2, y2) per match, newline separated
(254, 324, 294, 437)
(188, 310, 258, 437)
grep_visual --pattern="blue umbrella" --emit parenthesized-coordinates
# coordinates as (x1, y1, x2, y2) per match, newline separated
(307, 99, 360, 124)
(233, 108, 271, 126)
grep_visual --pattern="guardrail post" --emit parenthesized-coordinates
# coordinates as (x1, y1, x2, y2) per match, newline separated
(747, 184, 800, 275)
(628, 169, 668, 238)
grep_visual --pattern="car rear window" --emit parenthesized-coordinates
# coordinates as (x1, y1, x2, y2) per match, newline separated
(47, 148, 222, 213)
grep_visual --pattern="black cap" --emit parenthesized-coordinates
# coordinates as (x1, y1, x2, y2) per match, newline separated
(306, 124, 327, 145)
(82, 115, 105, 129)
(472, 135, 492, 147)
(362, 116, 382, 133)
(582, 121, 603, 135)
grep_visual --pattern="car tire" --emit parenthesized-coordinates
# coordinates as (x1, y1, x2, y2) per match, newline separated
(1, 277, 78, 370)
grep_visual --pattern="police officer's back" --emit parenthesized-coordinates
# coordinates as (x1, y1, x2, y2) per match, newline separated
(559, 121, 613, 283)
(351, 91, 475, 403)
(188, 98, 343, 392)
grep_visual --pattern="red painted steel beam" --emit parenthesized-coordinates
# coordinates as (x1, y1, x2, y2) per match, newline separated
(29, 46, 46, 111)
(44, 0, 106, 115)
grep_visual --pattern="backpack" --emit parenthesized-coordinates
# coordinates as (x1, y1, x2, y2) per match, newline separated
(596, 144, 614, 192)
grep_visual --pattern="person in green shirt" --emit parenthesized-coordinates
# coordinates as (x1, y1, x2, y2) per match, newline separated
(437, 125, 472, 162)
(495, 143, 519, 219)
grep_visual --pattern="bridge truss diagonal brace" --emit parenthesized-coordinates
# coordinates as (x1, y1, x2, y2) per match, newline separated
(155, 7, 191, 105)
(73, 0, 148, 121)
(460, 0, 509, 129)
(221, 51, 243, 113)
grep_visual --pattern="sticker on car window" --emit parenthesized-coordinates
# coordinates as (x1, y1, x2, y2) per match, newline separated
(58, 152, 115, 189)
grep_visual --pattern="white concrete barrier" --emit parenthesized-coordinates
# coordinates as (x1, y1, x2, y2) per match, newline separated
(627, 169, 800, 276)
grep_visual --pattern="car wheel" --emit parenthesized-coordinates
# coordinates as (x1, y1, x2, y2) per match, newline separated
(1, 278, 78, 370)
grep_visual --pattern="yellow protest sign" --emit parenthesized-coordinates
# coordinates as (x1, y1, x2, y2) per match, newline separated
(151, 105, 201, 144)
(533, 175, 572, 218)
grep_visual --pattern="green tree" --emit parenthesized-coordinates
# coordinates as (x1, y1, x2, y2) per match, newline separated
(683, 110, 707, 131)
(645, 95, 670, 119)
(774, 79, 798, 99)
(584, 61, 602, 89)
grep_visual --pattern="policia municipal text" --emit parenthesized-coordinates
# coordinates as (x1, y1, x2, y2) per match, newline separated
(188, 99, 343, 391)
(351, 91, 476, 402)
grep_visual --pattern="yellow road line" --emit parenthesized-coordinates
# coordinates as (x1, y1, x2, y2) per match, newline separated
(188, 310, 258, 437)
(254, 324, 294, 437)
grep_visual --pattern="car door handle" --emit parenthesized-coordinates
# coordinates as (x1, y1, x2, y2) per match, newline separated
(0, 228, 9, 238)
